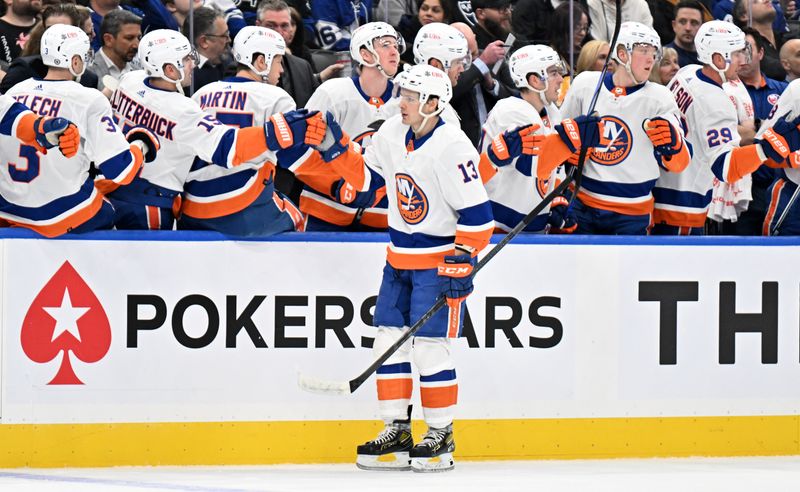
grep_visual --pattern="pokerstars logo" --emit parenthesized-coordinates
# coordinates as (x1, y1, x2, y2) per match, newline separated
(592, 116, 632, 166)
(396, 173, 429, 224)
(20, 261, 111, 385)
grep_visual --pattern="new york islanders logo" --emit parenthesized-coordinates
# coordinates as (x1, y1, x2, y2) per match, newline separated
(592, 116, 632, 166)
(395, 173, 429, 224)
(20, 261, 111, 385)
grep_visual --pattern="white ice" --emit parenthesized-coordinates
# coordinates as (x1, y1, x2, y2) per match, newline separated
(1, 456, 799, 492)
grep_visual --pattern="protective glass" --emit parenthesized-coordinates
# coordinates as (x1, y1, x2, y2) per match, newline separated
(731, 43, 753, 64)
(632, 43, 662, 62)
(375, 36, 406, 55)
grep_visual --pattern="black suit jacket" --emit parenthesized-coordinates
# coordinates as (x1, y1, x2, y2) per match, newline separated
(279, 53, 319, 108)
(188, 62, 227, 96)
(451, 64, 512, 146)
(1, 55, 99, 94)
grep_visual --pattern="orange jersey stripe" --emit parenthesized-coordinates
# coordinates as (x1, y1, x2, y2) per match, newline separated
(7, 191, 104, 238)
(386, 247, 456, 270)
(536, 133, 573, 180)
(578, 192, 655, 216)
(762, 179, 786, 236)
(14, 112, 37, 144)
(377, 378, 413, 401)
(300, 195, 357, 226)
(455, 226, 493, 255)
(420, 385, 458, 409)
(652, 207, 708, 228)
(181, 165, 272, 219)
(231, 127, 268, 167)
(478, 153, 498, 184)
(146, 205, 160, 230)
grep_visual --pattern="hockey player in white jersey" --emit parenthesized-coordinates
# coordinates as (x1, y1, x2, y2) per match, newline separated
(556, 21, 691, 235)
(480, 44, 579, 233)
(313, 65, 542, 473)
(757, 80, 800, 235)
(0, 25, 158, 237)
(302, 21, 404, 231)
(655, 21, 800, 235)
(107, 29, 325, 230)
(182, 26, 306, 236)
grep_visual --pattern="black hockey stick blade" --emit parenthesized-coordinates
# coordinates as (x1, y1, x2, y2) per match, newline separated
(298, 176, 575, 396)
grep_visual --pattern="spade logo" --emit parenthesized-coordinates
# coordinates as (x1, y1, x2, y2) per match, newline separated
(20, 261, 111, 385)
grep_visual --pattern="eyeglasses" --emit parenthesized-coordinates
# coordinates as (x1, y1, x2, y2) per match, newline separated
(205, 31, 230, 40)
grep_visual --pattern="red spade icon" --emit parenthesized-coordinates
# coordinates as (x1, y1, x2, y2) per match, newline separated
(20, 261, 111, 385)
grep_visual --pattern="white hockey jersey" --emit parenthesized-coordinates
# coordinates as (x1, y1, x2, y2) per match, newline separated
(653, 65, 741, 227)
(560, 71, 686, 215)
(186, 77, 309, 218)
(0, 94, 33, 137)
(331, 115, 494, 269)
(0, 79, 141, 236)
(110, 71, 269, 194)
(481, 96, 562, 232)
(758, 78, 800, 186)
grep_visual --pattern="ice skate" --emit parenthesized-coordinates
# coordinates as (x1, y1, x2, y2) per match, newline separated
(355, 419, 413, 471)
(409, 424, 455, 472)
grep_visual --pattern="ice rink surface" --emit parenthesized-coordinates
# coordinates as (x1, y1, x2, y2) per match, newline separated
(1, 457, 799, 492)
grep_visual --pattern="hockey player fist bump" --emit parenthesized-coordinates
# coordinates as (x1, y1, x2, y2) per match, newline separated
(315, 112, 352, 163)
(29, 116, 80, 157)
(125, 126, 160, 163)
(487, 123, 543, 167)
(757, 113, 800, 162)
(264, 109, 327, 150)
(555, 114, 603, 153)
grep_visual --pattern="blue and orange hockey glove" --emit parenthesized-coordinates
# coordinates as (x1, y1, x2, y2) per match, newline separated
(264, 109, 326, 150)
(757, 113, 800, 163)
(644, 117, 683, 157)
(330, 178, 377, 208)
(486, 123, 543, 167)
(555, 114, 603, 153)
(29, 116, 80, 157)
(547, 195, 577, 234)
(316, 111, 351, 162)
(438, 253, 477, 335)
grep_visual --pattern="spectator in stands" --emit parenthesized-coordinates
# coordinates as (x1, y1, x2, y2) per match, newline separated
(375, 0, 417, 26)
(714, 0, 792, 36)
(257, 0, 323, 106)
(575, 39, 611, 74)
(649, 46, 679, 84)
(733, 0, 788, 80)
(511, 0, 565, 44)
(396, 0, 455, 64)
(287, 6, 312, 63)
(183, 6, 231, 95)
(779, 38, 800, 81)
(734, 27, 789, 236)
(587, 0, 652, 42)
(450, 21, 511, 146)
(92, 9, 141, 91)
(665, 0, 703, 67)
(0, 0, 41, 67)
(471, 0, 511, 49)
(312, 0, 372, 51)
(20, 2, 81, 57)
(549, 2, 589, 74)
(163, 0, 204, 30)
(2, 3, 98, 93)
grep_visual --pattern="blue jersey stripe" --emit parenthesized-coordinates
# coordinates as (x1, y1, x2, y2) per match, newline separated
(420, 369, 456, 383)
(97, 148, 134, 181)
(491, 200, 548, 232)
(0, 102, 27, 136)
(0, 176, 95, 220)
(376, 362, 412, 375)
(652, 186, 713, 208)
(457, 201, 493, 227)
(581, 175, 658, 199)
(389, 228, 454, 248)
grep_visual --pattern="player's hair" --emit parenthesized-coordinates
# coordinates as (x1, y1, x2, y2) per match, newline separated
(181, 5, 224, 43)
(100, 9, 142, 41)
(673, 0, 705, 19)
(257, 0, 291, 21)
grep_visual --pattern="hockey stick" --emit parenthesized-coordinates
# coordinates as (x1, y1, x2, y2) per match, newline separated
(298, 2, 623, 397)
(566, 0, 623, 211)
(771, 181, 800, 235)
(298, 175, 576, 395)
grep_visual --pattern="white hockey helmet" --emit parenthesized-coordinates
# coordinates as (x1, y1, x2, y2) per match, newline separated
(232, 26, 286, 79)
(695, 20, 748, 66)
(509, 45, 565, 91)
(413, 22, 471, 71)
(40, 24, 92, 77)
(139, 29, 196, 85)
(611, 21, 662, 64)
(349, 22, 406, 69)
(395, 64, 452, 118)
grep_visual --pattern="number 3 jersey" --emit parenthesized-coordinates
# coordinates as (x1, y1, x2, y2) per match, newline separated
(0, 79, 141, 236)
(654, 65, 741, 227)
(337, 115, 494, 269)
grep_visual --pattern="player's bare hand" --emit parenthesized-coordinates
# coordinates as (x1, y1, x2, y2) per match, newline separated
(320, 63, 344, 82)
